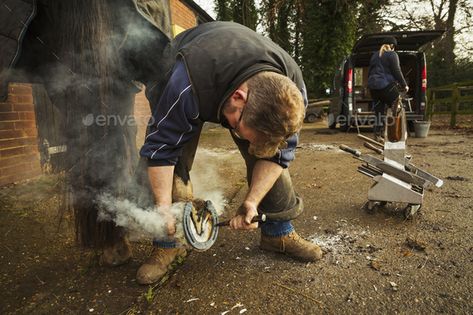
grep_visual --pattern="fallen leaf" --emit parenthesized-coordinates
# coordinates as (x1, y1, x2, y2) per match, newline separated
(405, 237, 427, 251)
(369, 260, 381, 271)
(401, 249, 413, 257)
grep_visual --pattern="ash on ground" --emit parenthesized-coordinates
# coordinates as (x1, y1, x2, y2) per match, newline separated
(309, 226, 371, 266)
(298, 143, 342, 152)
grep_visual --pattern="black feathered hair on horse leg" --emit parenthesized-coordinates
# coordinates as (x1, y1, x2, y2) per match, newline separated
(50, 0, 136, 247)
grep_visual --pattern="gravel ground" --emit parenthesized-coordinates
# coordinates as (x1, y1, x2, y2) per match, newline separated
(1, 118, 472, 314)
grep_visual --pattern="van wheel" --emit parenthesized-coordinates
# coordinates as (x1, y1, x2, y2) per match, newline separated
(339, 120, 350, 132)
(338, 114, 350, 131)
(306, 114, 317, 123)
(328, 113, 336, 129)
(340, 123, 349, 132)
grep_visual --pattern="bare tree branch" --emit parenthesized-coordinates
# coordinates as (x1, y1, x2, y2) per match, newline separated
(454, 24, 473, 33)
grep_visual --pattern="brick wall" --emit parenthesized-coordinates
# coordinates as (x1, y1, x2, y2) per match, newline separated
(170, 0, 197, 32)
(0, 83, 41, 186)
(134, 90, 151, 149)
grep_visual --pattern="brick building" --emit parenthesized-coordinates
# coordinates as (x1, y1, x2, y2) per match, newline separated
(0, 84, 41, 186)
(0, 1, 213, 187)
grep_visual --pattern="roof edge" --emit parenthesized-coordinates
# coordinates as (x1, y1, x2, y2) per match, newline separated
(181, 0, 214, 22)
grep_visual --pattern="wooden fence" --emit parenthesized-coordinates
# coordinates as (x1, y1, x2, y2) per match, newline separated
(427, 81, 473, 127)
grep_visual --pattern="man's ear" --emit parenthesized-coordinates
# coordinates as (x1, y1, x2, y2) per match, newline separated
(231, 89, 246, 101)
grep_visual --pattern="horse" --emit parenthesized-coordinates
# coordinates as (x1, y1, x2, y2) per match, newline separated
(1, 0, 174, 249)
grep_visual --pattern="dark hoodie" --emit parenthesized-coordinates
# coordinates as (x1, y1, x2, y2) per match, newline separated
(368, 50, 407, 90)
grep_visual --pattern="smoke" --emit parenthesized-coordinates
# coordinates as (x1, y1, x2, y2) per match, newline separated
(190, 147, 241, 215)
(97, 193, 186, 243)
(96, 147, 241, 244)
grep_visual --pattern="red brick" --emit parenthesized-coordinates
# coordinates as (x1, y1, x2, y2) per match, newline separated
(0, 137, 37, 149)
(16, 95, 34, 104)
(0, 164, 25, 177)
(0, 112, 19, 121)
(0, 162, 41, 178)
(0, 156, 20, 168)
(28, 167, 42, 178)
(24, 128, 38, 137)
(18, 112, 36, 120)
(13, 104, 35, 112)
(6, 95, 18, 103)
(0, 168, 41, 187)
(0, 104, 13, 112)
(8, 84, 32, 95)
(0, 146, 25, 158)
(25, 144, 39, 154)
(0, 153, 38, 168)
(0, 129, 26, 139)
(0, 121, 15, 130)
(14, 120, 37, 130)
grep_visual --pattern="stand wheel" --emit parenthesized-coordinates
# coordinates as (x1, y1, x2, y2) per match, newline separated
(364, 201, 386, 214)
(404, 204, 421, 219)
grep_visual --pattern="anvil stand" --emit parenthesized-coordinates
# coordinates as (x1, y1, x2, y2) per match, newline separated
(340, 104, 443, 219)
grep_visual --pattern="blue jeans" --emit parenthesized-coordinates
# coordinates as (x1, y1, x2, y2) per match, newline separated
(261, 220, 294, 237)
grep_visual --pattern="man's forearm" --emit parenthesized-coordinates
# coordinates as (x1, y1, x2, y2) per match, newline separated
(148, 165, 175, 207)
(246, 160, 283, 205)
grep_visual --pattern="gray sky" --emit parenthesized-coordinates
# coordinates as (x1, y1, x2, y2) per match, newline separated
(193, 0, 216, 19)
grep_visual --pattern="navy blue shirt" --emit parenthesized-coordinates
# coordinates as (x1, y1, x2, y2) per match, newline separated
(368, 51, 407, 90)
(140, 60, 307, 169)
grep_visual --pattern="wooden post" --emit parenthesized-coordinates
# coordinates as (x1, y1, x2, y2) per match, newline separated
(450, 85, 459, 128)
(427, 88, 434, 121)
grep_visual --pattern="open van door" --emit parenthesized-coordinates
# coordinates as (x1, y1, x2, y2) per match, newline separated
(352, 30, 445, 53)
(329, 30, 444, 131)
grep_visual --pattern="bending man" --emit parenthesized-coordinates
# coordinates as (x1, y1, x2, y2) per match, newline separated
(138, 21, 323, 284)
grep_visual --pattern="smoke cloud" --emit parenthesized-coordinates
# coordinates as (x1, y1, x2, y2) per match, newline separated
(96, 147, 241, 244)
(97, 194, 187, 243)
(190, 147, 241, 215)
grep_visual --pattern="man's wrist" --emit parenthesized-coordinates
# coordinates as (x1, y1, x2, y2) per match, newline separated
(243, 198, 258, 208)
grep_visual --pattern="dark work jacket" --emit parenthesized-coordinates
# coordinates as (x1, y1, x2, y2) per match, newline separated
(171, 21, 306, 123)
(368, 50, 407, 90)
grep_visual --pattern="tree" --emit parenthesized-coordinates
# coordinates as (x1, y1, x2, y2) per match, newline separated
(300, 0, 358, 97)
(356, 0, 391, 38)
(384, 0, 473, 86)
(260, 0, 391, 97)
(215, 0, 233, 21)
(215, 0, 258, 30)
(233, 0, 258, 30)
(260, 0, 303, 59)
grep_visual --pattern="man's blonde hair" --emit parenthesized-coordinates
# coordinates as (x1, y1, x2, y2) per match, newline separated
(242, 71, 305, 158)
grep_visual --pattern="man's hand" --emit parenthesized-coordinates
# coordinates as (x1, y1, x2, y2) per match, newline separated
(229, 200, 259, 230)
(157, 206, 176, 237)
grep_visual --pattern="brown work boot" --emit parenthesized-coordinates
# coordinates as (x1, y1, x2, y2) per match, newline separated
(136, 247, 187, 285)
(100, 237, 132, 267)
(260, 231, 323, 262)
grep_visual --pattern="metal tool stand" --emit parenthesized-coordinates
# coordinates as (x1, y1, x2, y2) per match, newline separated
(340, 107, 443, 219)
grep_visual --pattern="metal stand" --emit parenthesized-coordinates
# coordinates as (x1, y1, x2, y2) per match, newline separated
(340, 102, 443, 219)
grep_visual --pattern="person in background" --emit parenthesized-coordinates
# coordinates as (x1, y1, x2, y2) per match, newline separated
(368, 36, 409, 141)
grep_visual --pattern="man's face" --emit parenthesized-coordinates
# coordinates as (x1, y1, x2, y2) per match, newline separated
(222, 87, 264, 145)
